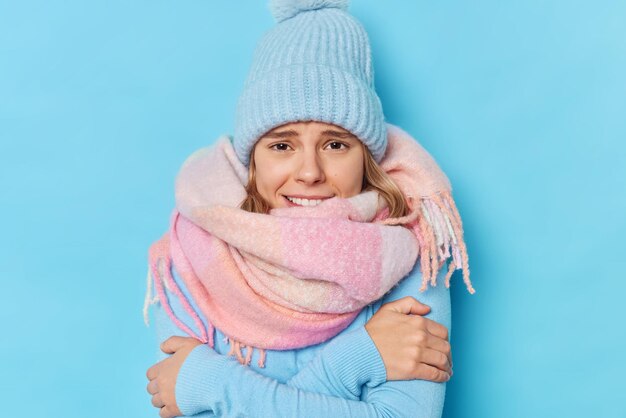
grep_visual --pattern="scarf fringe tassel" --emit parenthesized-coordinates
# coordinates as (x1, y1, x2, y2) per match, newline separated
(380, 191, 476, 294)
(143, 251, 267, 368)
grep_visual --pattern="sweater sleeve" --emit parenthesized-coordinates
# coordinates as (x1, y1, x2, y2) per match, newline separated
(286, 263, 451, 408)
(166, 264, 451, 418)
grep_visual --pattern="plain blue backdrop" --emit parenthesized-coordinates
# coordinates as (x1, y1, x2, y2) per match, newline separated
(1, 0, 625, 417)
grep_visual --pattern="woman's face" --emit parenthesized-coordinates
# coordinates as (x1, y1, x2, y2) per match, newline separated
(253, 121, 365, 209)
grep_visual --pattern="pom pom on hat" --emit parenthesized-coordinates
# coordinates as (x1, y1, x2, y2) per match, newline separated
(269, 0, 349, 23)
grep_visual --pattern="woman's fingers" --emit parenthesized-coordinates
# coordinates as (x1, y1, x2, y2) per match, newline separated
(146, 379, 159, 395)
(148, 378, 178, 418)
(411, 316, 448, 340)
(160, 336, 197, 354)
(407, 315, 448, 341)
(418, 346, 452, 375)
(409, 317, 452, 370)
(413, 362, 451, 383)
(365, 301, 454, 381)
(151, 393, 165, 408)
(160, 406, 176, 418)
(424, 332, 453, 369)
(381, 296, 431, 316)
(146, 363, 159, 380)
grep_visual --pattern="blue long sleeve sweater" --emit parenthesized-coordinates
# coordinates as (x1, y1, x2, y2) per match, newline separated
(147, 261, 451, 418)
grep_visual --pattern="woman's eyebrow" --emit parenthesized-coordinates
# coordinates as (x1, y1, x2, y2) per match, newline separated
(263, 130, 299, 138)
(321, 130, 356, 139)
(263, 129, 356, 139)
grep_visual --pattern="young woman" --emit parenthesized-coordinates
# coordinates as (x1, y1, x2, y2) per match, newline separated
(144, 2, 475, 417)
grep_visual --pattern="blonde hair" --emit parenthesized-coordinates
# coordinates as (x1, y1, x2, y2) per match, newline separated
(240, 143, 410, 218)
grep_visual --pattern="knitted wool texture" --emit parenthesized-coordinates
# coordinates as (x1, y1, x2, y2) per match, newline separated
(145, 124, 475, 367)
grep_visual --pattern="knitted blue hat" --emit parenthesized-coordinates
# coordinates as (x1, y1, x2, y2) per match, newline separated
(232, 0, 387, 166)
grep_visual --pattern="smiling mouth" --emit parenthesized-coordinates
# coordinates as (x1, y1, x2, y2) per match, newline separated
(283, 196, 332, 207)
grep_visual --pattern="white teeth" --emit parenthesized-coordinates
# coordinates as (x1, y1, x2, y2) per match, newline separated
(286, 196, 325, 207)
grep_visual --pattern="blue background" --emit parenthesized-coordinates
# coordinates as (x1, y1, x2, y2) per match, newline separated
(1, 0, 624, 417)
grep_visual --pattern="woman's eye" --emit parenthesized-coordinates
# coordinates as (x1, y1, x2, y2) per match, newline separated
(270, 143, 290, 151)
(327, 141, 348, 150)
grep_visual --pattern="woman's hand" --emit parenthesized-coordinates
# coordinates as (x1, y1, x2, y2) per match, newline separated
(364, 296, 452, 382)
(146, 336, 203, 418)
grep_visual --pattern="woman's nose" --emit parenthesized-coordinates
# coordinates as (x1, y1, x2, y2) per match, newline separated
(295, 151, 325, 185)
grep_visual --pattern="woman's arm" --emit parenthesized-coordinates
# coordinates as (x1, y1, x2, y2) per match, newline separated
(150, 288, 386, 416)
(148, 263, 451, 417)
(151, 293, 388, 417)
(173, 265, 451, 417)
(176, 337, 440, 418)
(286, 263, 452, 401)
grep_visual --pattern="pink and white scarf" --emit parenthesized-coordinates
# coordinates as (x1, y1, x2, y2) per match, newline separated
(144, 123, 474, 367)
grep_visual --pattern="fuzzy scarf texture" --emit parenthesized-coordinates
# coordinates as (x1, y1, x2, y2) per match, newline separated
(144, 123, 475, 367)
